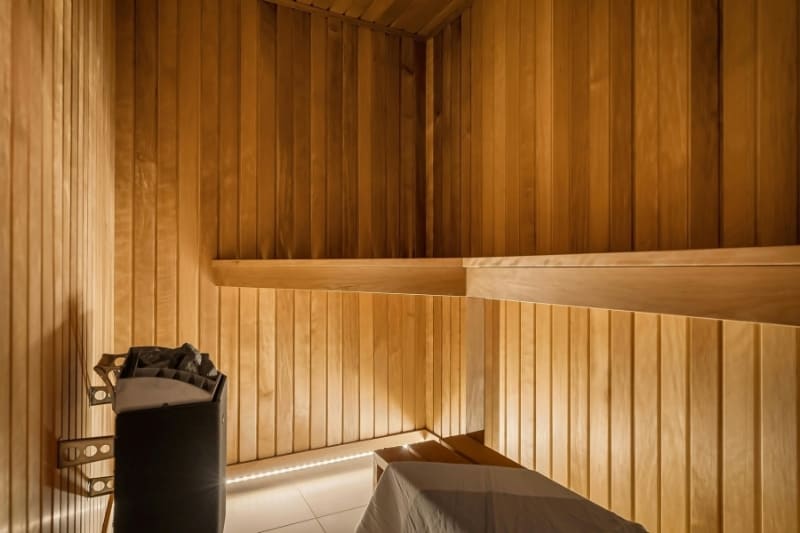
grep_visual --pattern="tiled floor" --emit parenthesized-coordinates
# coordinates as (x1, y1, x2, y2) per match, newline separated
(224, 455, 373, 533)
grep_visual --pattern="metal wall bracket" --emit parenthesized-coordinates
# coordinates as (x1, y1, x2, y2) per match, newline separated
(93, 353, 128, 400)
(58, 436, 114, 468)
(89, 385, 113, 406)
(88, 475, 114, 497)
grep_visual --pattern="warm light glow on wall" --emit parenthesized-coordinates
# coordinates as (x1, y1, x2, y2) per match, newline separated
(226, 452, 373, 485)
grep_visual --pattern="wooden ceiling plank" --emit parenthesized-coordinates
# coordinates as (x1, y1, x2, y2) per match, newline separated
(262, 0, 422, 40)
(344, 0, 374, 19)
(418, 0, 471, 37)
(391, 0, 454, 34)
(375, 0, 416, 27)
(362, 0, 396, 23)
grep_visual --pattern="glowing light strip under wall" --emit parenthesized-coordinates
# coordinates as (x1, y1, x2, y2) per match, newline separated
(226, 451, 374, 485)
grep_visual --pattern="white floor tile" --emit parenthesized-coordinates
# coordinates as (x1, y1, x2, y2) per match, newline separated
(225, 484, 314, 533)
(262, 519, 325, 533)
(318, 507, 366, 533)
(294, 458, 373, 517)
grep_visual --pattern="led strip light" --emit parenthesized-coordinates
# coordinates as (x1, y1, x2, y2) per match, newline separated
(226, 451, 374, 485)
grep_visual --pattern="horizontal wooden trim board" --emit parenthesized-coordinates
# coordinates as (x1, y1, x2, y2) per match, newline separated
(462, 245, 800, 268)
(466, 265, 799, 327)
(211, 258, 466, 296)
(212, 246, 800, 325)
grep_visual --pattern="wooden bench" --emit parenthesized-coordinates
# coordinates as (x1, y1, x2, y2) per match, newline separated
(373, 432, 522, 485)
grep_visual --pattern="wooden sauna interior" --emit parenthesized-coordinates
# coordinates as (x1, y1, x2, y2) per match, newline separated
(1, 0, 799, 531)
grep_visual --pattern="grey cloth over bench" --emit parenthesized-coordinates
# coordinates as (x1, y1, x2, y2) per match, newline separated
(357, 462, 648, 533)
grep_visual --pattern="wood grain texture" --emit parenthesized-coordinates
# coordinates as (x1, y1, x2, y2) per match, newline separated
(117, 0, 429, 467)
(485, 303, 800, 533)
(466, 263, 800, 326)
(2, 0, 116, 530)
(430, 0, 798, 257)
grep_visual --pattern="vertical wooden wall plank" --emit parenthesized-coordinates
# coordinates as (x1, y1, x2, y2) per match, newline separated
(551, 0, 571, 254)
(257, 2, 276, 259)
(469, 3, 483, 257)
(433, 297, 443, 436)
(610, 0, 633, 252)
(275, 6, 294, 258)
(415, 297, 427, 429)
(276, 289, 294, 455)
(589, 0, 611, 253)
(293, 11, 311, 258)
(309, 291, 327, 448)
(569, 0, 590, 254)
(132, 0, 157, 344)
(451, 296, 462, 435)
(239, 0, 258, 261)
(534, 0, 553, 255)
(341, 292, 360, 443)
(177, 0, 200, 343)
(721, 0, 756, 247)
(358, 293, 374, 439)
(326, 292, 342, 446)
(520, 303, 535, 469)
(400, 37, 418, 257)
(294, 290, 311, 452)
(483, 299, 496, 449)
(569, 306, 589, 496)
(402, 295, 416, 431)
(505, 0, 520, 256)
(310, 16, 327, 259)
(689, 318, 721, 533)
(492, 0, 507, 256)
(760, 325, 798, 532)
(155, 0, 178, 347)
(756, 0, 799, 245)
(325, 18, 343, 257)
(505, 301, 520, 461)
(534, 304, 552, 475)
(341, 23, 358, 257)
(10, 0, 30, 526)
(518, 2, 535, 255)
(660, 315, 688, 533)
(27, 0, 43, 525)
(425, 296, 434, 431)
(722, 321, 758, 533)
(634, 312, 659, 531)
(114, 0, 134, 352)
(610, 310, 633, 517)
(239, 288, 258, 462)
(441, 297, 453, 437)
(633, 0, 659, 251)
(658, 0, 689, 250)
(551, 305, 570, 485)
(220, 287, 240, 464)
(357, 27, 373, 257)
(689, 0, 720, 248)
(373, 294, 388, 436)
(589, 308, 610, 508)
(257, 289, 276, 458)
(218, 0, 240, 260)
(199, 0, 220, 386)
(385, 35, 401, 257)
(388, 295, 403, 434)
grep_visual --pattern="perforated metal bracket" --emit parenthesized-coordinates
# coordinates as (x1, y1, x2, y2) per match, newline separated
(89, 385, 113, 406)
(93, 353, 128, 400)
(58, 436, 114, 468)
(87, 475, 114, 497)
